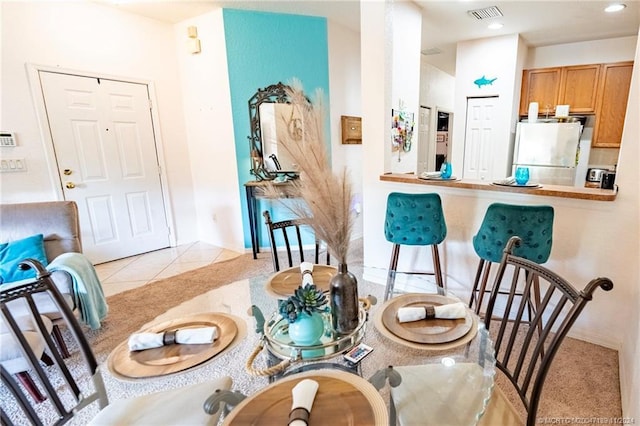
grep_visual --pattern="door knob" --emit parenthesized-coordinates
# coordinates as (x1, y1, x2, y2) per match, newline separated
(65, 182, 76, 189)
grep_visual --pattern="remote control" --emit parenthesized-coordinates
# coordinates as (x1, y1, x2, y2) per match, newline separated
(344, 343, 374, 364)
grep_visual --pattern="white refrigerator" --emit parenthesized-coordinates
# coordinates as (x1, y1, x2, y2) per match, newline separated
(512, 122, 588, 186)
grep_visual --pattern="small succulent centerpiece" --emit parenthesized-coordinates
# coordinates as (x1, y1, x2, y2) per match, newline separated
(280, 284, 328, 346)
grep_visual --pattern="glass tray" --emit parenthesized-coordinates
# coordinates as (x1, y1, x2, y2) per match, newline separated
(263, 308, 367, 362)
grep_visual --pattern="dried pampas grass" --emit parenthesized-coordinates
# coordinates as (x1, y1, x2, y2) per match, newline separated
(263, 80, 354, 264)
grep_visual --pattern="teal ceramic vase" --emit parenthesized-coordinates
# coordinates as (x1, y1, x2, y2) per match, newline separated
(288, 312, 325, 346)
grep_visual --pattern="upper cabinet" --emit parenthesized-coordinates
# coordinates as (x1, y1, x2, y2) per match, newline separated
(592, 61, 634, 148)
(559, 64, 601, 114)
(519, 68, 562, 116)
(519, 65, 600, 116)
(520, 61, 634, 148)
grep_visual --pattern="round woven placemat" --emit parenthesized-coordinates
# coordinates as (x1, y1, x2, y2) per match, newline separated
(107, 312, 242, 381)
(373, 297, 479, 351)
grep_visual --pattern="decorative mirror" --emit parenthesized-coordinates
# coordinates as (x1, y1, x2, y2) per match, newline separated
(248, 82, 303, 181)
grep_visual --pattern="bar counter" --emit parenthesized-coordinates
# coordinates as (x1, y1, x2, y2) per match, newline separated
(379, 173, 618, 202)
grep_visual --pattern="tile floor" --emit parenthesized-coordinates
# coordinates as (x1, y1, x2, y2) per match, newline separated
(94, 242, 242, 298)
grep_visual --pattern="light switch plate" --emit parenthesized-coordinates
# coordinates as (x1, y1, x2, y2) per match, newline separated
(0, 158, 27, 172)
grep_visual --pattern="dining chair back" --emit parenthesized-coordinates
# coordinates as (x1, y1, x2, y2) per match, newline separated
(263, 210, 329, 272)
(469, 203, 554, 315)
(1, 259, 232, 425)
(483, 236, 613, 426)
(1, 259, 108, 425)
(383, 192, 447, 301)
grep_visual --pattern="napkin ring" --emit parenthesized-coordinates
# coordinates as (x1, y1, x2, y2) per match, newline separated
(163, 330, 177, 345)
(425, 306, 436, 319)
(288, 407, 310, 425)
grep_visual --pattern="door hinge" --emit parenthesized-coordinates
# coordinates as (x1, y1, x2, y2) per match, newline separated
(148, 98, 153, 110)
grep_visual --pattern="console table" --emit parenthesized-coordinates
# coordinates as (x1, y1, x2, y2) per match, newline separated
(244, 180, 296, 259)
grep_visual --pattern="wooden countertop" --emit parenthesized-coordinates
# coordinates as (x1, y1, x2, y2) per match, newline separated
(379, 173, 618, 201)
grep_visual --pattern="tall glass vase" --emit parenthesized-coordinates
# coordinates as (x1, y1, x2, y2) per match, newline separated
(330, 263, 359, 335)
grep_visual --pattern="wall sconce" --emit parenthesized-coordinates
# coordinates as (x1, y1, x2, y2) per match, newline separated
(186, 25, 201, 54)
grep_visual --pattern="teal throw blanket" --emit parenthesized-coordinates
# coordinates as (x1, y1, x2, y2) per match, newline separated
(47, 252, 108, 330)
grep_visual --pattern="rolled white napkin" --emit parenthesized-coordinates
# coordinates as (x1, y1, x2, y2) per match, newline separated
(128, 326, 219, 351)
(397, 302, 467, 323)
(300, 262, 314, 287)
(289, 379, 319, 426)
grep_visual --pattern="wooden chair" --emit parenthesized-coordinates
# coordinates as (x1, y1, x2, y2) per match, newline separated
(0, 259, 232, 425)
(481, 236, 613, 426)
(262, 210, 329, 272)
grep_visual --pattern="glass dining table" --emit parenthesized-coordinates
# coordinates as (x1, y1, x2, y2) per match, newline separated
(232, 267, 497, 426)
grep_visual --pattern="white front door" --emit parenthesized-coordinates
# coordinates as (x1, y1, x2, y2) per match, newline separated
(39, 71, 170, 264)
(463, 97, 498, 180)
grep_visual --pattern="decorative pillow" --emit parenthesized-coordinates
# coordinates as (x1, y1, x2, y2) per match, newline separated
(0, 234, 49, 284)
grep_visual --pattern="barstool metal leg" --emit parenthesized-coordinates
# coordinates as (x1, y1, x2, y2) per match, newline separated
(384, 244, 401, 301)
(431, 245, 444, 289)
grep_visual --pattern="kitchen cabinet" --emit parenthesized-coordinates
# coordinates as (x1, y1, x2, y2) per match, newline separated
(519, 65, 600, 115)
(592, 61, 634, 148)
(559, 64, 601, 114)
(519, 68, 562, 116)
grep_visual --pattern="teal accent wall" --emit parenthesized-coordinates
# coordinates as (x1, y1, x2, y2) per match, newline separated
(223, 9, 331, 250)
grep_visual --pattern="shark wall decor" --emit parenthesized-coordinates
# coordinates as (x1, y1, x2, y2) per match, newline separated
(474, 75, 497, 88)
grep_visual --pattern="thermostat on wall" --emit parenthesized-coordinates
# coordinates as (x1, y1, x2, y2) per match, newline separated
(0, 132, 17, 147)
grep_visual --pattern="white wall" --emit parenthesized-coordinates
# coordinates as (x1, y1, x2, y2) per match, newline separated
(328, 21, 363, 240)
(360, 1, 392, 270)
(0, 2, 198, 244)
(451, 34, 524, 181)
(387, 1, 422, 174)
(526, 36, 637, 68)
(617, 29, 640, 422)
(174, 10, 245, 252)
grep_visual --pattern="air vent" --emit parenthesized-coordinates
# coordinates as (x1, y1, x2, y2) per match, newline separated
(422, 47, 443, 56)
(467, 6, 503, 20)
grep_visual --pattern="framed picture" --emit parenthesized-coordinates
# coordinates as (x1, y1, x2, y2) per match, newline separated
(341, 115, 362, 144)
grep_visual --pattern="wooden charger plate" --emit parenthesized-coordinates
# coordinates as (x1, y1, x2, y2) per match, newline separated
(381, 294, 473, 344)
(265, 265, 337, 298)
(107, 312, 237, 380)
(223, 369, 387, 425)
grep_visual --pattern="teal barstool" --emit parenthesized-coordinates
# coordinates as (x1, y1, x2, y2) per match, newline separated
(383, 192, 447, 301)
(469, 203, 554, 315)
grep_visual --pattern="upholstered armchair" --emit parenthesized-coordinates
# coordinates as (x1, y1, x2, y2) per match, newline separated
(0, 201, 82, 351)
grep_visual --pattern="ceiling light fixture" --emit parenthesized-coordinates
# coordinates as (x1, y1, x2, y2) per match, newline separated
(605, 3, 626, 12)
(488, 22, 504, 30)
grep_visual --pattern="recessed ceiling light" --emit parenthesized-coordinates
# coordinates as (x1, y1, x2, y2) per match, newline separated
(605, 4, 626, 12)
(488, 22, 504, 30)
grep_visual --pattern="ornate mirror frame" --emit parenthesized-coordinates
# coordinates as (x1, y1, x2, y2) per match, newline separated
(248, 82, 301, 181)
